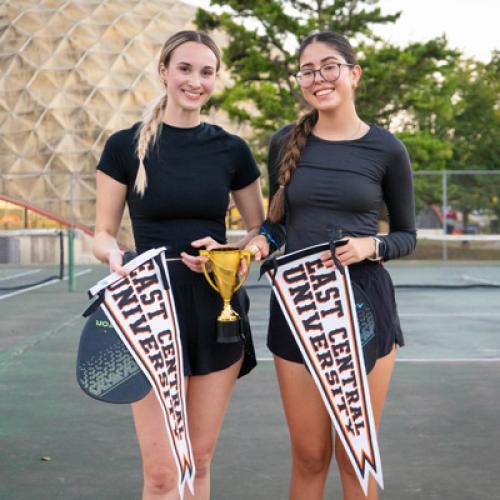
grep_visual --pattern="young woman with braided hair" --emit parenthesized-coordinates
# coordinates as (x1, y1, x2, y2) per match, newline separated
(247, 31, 416, 499)
(93, 30, 264, 499)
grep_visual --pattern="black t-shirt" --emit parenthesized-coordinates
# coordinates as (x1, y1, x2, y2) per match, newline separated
(268, 124, 416, 260)
(97, 122, 260, 254)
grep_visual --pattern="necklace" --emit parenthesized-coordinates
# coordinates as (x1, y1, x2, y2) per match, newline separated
(314, 119, 365, 141)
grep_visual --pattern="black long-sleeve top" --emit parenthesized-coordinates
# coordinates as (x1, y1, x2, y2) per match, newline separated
(266, 124, 416, 260)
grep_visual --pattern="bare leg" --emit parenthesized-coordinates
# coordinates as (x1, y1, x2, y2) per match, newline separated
(335, 346, 397, 500)
(274, 355, 333, 500)
(132, 356, 241, 499)
(132, 390, 181, 499)
(185, 357, 243, 500)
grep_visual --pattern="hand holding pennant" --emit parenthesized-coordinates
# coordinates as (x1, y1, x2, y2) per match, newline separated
(81, 248, 195, 498)
(261, 242, 383, 495)
(77, 251, 151, 404)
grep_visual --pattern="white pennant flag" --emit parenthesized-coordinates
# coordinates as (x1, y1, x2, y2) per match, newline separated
(263, 243, 383, 495)
(89, 248, 195, 498)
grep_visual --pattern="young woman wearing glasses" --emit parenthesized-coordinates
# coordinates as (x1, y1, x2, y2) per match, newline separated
(247, 31, 416, 499)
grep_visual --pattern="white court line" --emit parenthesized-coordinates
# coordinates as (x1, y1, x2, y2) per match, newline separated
(0, 269, 92, 301)
(462, 274, 500, 286)
(256, 357, 500, 363)
(0, 311, 84, 363)
(0, 269, 41, 281)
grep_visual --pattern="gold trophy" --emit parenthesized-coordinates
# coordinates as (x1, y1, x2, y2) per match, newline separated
(199, 247, 252, 343)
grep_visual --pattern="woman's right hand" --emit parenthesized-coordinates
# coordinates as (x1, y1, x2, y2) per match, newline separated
(181, 236, 224, 273)
(108, 249, 127, 275)
(245, 234, 269, 262)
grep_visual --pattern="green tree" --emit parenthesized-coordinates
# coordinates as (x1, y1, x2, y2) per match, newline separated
(196, 0, 456, 160)
(196, 0, 399, 154)
(450, 53, 499, 170)
(446, 52, 500, 230)
(197, 0, 499, 233)
(399, 51, 500, 232)
(357, 38, 458, 129)
(398, 132, 453, 211)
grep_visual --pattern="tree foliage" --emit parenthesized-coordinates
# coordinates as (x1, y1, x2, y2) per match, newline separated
(444, 53, 500, 226)
(196, 1, 499, 226)
(197, 0, 407, 156)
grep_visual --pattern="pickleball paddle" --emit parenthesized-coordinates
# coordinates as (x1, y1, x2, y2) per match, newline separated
(76, 252, 151, 404)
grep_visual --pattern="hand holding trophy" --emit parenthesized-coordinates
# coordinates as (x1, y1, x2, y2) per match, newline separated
(199, 247, 252, 343)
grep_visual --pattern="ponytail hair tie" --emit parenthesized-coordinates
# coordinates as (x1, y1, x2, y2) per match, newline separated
(279, 184, 285, 189)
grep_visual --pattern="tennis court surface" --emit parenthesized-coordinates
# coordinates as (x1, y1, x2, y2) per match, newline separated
(1, 261, 499, 499)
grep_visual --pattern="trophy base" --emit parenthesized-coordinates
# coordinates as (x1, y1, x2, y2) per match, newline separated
(216, 320, 242, 344)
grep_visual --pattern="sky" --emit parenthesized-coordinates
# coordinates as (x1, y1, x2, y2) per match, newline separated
(183, 0, 498, 62)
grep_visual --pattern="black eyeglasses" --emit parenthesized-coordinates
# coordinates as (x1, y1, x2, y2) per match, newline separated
(294, 63, 354, 88)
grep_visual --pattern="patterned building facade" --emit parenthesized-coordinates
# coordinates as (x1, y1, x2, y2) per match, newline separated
(1, 0, 234, 245)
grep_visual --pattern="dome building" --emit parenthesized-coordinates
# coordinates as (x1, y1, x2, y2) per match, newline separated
(0, 0, 226, 247)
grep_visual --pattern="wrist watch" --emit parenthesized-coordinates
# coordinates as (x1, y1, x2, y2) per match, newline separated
(369, 237, 385, 261)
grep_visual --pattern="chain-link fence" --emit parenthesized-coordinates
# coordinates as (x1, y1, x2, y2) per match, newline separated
(414, 170, 500, 235)
(2, 170, 499, 259)
(413, 170, 500, 260)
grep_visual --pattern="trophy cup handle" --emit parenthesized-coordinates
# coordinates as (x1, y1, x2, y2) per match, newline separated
(199, 250, 220, 293)
(233, 250, 252, 293)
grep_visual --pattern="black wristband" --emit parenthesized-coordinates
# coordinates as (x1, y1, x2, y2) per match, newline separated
(258, 220, 285, 252)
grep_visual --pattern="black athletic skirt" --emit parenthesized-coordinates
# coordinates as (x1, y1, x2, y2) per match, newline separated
(267, 260, 404, 364)
(166, 258, 256, 378)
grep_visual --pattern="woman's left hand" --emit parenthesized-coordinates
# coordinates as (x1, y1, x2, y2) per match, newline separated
(320, 237, 376, 268)
(181, 236, 224, 273)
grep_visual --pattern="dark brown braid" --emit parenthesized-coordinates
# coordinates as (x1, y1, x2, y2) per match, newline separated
(268, 31, 357, 222)
(268, 109, 318, 222)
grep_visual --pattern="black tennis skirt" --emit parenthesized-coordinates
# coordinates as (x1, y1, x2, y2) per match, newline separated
(267, 260, 404, 364)
(166, 259, 256, 378)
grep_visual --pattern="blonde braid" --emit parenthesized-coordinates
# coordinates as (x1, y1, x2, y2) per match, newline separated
(134, 93, 169, 196)
(268, 109, 318, 222)
(132, 30, 221, 196)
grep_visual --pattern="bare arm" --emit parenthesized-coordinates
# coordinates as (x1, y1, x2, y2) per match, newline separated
(244, 128, 292, 261)
(93, 171, 128, 273)
(231, 178, 265, 248)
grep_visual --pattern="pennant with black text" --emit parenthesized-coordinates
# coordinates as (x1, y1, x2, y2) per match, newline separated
(263, 243, 383, 495)
(89, 248, 195, 498)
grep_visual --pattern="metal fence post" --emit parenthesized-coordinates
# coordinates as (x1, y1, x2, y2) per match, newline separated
(442, 171, 448, 260)
(68, 173, 76, 292)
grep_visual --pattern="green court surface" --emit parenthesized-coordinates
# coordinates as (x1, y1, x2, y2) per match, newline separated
(1, 262, 499, 499)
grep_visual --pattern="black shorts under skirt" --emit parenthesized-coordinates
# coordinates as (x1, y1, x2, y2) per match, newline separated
(267, 260, 404, 364)
(167, 259, 256, 378)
